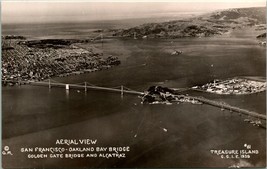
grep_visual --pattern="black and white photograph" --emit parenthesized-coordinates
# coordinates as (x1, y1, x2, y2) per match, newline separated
(1, 0, 266, 168)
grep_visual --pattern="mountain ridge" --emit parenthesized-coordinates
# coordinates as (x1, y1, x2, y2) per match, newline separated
(113, 7, 266, 38)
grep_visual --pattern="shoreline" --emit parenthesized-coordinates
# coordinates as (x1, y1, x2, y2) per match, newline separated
(2, 36, 121, 84)
(192, 76, 266, 95)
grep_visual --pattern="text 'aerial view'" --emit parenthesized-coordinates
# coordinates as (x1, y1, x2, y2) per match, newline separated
(1, 0, 266, 168)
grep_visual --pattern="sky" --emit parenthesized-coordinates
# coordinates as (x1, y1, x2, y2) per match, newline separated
(2, 0, 266, 24)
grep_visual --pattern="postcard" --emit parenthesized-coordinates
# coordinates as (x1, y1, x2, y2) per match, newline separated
(1, 0, 266, 168)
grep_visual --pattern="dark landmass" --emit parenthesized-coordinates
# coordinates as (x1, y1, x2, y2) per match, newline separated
(113, 7, 266, 38)
(257, 32, 266, 38)
(20, 39, 98, 49)
(141, 86, 202, 105)
(93, 29, 104, 33)
(2, 46, 14, 50)
(2, 36, 121, 84)
(256, 32, 266, 46)
(2, 35, 26, 40)
(22, 39, 72, 49)
(142, 86, 177, 104)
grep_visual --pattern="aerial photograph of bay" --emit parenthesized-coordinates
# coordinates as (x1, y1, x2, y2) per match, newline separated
(1, 0, 266, 168)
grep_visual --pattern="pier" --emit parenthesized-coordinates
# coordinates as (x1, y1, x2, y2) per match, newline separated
(3, 79, 266, 121)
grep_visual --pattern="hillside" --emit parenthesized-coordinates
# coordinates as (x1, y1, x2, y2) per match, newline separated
(113, 7, 266, 38)
(207, 7, 266, 23)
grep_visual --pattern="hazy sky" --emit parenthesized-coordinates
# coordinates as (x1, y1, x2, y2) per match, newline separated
(2, 0, 266, 24)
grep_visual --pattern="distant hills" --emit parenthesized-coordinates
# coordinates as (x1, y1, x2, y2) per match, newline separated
(204, 7, 266, 23)
(113, 7, 266, 38)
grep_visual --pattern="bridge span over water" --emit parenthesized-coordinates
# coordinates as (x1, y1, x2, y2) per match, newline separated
(3, 79, 266, 121)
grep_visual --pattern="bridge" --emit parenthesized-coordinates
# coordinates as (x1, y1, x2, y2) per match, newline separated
(3, 79, 266, 121)
(3, 79, 144, 96)
(185, 95, 266, 120)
